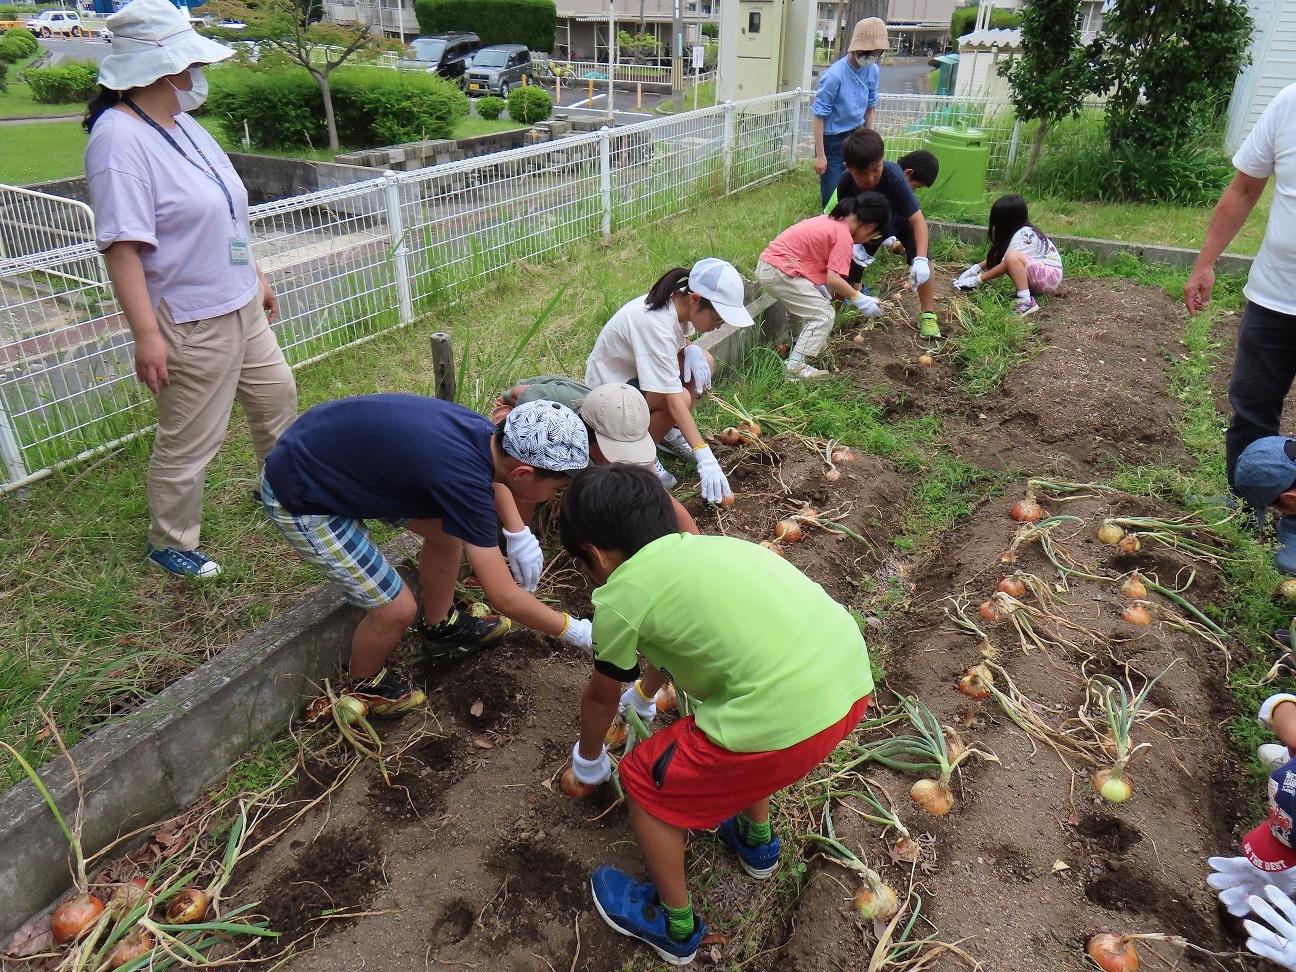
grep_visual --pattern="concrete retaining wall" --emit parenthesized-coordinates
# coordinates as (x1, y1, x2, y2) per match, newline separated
(225, 154, 379, 206)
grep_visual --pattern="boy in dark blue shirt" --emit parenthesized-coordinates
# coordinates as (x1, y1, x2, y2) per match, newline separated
(260, 394, 594, 714)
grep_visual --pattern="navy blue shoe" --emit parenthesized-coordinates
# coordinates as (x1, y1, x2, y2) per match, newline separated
(1278, 515, 1296, 576)
(146, 544, 221, 579)
(590, 866, 703, 966)
(717, 815, 781, 878)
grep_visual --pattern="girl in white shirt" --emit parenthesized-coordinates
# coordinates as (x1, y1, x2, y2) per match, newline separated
(953, 194, 1063, 316)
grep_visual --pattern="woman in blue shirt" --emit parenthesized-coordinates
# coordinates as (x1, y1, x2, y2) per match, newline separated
(811, 17, 888, 206)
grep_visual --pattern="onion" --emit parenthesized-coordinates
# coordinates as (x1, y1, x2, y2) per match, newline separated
(1086, 933, 1139, 972)
(831, 448, 855, 463)
(721, 492, 735, 507)
(910, 778, 954, 815)
(942, 727, 967, 762)
(997, 575, 1026, 598)
(1093, 768, 1132, 803)
(825, 467, 841, 482)
(852, 333, 865, 345)
(107, 927, 155, 969)
(759, 540, 786, 557)
(719, 427, 743, 446)
(1097, 522, 1125, 545)
(775, 519, 803, 543)
(1011, 490, 1043, 522)
(560, 767, 597, 798)
(1118, 534, 1141, 553)
(604, 720, 629, 749)
(776, 343, 790, 358)
(52, 893, 105, 945)
(1099, 731, 1119, 757)
(333, 695, 368, 725)
(852, 880, 900, 921)
(999, 549, 1017, 564)
(957, 663, 993, 699)
(918, 354, 933, 367)
(892, 834, 921, 863)
(738, 420, 761, 440)
(978, 599, 1003, 622)
(1279, 578, 1296, 600)
(1119, 573, 1146, 599)
(165, 888, 210, 925)
(1120, 603, 1151, 626)
(655, 683, 677, 712)
(108, 878, 150, 916)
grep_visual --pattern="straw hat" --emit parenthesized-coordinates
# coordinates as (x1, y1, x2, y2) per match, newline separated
(98, 0, 234, 91)
(849, 17, 889, 54)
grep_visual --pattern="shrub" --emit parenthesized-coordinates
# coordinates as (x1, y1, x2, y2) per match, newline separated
(476, 94, 506, 120)
(414, 0, 556, 54)
(2, 27, 38, 59)
(24, 59, 98, 102)
(950, 5, 1020, 40)
(506, 85, 550, 124)
(0, 35, 25, 62)
(700, 21, 717, 38)
(0, 59, 8, 93)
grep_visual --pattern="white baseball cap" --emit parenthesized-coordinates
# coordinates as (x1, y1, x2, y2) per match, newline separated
(689, 258, 755, 329)
(99, 0, 234, 91)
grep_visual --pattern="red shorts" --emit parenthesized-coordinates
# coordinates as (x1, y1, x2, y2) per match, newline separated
(618, 694, 871, 830)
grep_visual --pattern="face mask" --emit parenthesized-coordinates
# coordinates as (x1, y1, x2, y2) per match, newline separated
(169, 66, 208, 113)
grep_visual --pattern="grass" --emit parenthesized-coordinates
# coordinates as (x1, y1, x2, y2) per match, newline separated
(0, 118, 85, 183)
(0, 53, 85, 119)
(454, 115, 524, 138)
(654, 79, 718, 115)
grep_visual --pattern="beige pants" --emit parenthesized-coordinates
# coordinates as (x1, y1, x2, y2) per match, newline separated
(755, 260, 836, 360)
(149, 295, 297, 550)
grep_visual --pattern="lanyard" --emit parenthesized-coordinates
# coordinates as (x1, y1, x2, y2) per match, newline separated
(121, 96, 238, 228)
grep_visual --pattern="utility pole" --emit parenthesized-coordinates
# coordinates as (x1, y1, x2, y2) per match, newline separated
(608, 0, 616, 121)
(671, 0, 683, 110)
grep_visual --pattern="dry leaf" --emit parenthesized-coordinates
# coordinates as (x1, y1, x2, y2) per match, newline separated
(1051, 860, 1070, 874)
(472, 736, 495, 749)
(470, 699, 485, 718)
(4, 915, 53, 958)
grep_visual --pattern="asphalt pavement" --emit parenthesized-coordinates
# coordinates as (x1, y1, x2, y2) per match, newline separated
(37, 34, 110, 64)
(879, 57, 934, 95)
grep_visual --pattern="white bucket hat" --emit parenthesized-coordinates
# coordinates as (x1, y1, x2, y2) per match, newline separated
(98, 0, 234, 91)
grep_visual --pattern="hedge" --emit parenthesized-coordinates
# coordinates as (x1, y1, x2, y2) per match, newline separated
(206, 66, 469, 149)
(413, 0, 555, 54)
(24, 60, 98, 102)
(506, 85, 550, 124)
(950, 5, 1021, 39)
(0, 59, 8, 93)
(1, 26, 38, 59)
(0, 35, 26, 62)
(475, 94, 505, 120)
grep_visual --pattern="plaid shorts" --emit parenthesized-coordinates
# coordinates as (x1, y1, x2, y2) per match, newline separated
(259, 474, 406, 609)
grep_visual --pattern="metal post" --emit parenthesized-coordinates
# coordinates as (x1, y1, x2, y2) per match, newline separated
(555, 66, 561, 106)
(608, 0, 616, 122)
(588, 77, 596, 106)
(599, 126, 613, 236)
(787, 87, 802, 170)
(382, 170, 413, 325)
(1007, 116, 1022, 171)
(722, 99, 734, 193)
(429, 332, 455, 401)
(637, 81, 642, 109)
(0, 397, 28, 487)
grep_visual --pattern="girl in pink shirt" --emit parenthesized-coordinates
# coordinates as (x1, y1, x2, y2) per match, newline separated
(756, 192, 891, 380)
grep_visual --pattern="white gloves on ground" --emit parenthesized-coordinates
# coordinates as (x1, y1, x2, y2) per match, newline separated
(852, 243, 875, 268)
(570, 741, 612, 785)
(851, 292, 883, 317)
(1209, 855, 1296, 917)
(559, 615, 593, 654)
(1247, 886, 1296, 969)
(619, 681, 658, 722)
(682, 343, 712, 392)
(954, 265, 982, 290)
(503, 526, 544, 591)
(693, 445, 730, 504)
(909, 256, 931, 288)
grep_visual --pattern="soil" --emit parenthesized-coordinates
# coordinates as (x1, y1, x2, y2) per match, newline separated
(217, 275, 1266, 971)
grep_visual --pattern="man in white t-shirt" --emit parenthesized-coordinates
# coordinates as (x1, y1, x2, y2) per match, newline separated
(1186, 81, 1296, 571)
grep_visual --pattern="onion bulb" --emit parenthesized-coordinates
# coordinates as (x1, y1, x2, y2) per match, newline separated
(891, 834, 921, 863)
(1279, 578, 1296, 600)
(997, 575, 1026, 598)
(957, 663, 994, 699)
(719, 427, 744, 446)
(1011, 490, 1043, 523)
(1099, 731, 1119, 758)
(52, 893, 104, 945)
(852, 333, 865, 345)
(825, 467, 841, 482)
(918, 354, 934, 368)
(978, 599, 1003, 622)
(831, 448, 855, 463)
(1097, 522, 1125, 545)
(759, 540, 786, 557)
(333, 695, 368, 725)
(165, 888, 210, 925)
(1093, 768, 1132, 803)
(107, 927, 155, 969)
(910, 778, 955, 815)
(604, 719, 628, 749)
(560, 767, 597, 798)
(1118, 534, 1142, 553)
(1121, 603, 1152, 626)
(737, 420, 761, 440)
(942, 727, 967, 762)
(775, 519, 803, 543)
(1086, 933, 1139, 972)
(108, 878, 150, 916)
(776, 343, 790, 358)
(655, 683, 677, 712)
(1119, 573, 1146, 599)
(720, 492, 735, 507)
(852, 879, 900, 921)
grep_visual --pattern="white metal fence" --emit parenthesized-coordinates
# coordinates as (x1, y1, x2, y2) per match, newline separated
(0, 90, 1016, 492)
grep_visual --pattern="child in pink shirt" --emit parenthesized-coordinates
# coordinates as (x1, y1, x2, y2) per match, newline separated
(756, 192, 891, 380)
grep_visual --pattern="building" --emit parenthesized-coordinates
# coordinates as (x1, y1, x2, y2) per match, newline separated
(1225, 0, 1296, 149)
(815, 0, 956, 55)
(953, 24, 1017, 98)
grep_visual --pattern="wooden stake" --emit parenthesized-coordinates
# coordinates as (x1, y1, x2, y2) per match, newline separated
(429, 332, 455, 402)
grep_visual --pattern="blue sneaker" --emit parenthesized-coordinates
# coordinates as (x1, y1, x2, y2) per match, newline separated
(717, 815, 781, 878)
(1277, 516, 1296, 576)
(589, 866, 704, 966)
(146, 544, 222, 579)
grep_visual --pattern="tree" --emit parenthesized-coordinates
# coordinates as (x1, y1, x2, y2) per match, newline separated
(1096, 0, 1251, 151)
(207, 0, 398, 151)
(999, 0, 1104, 179)
(617, 29, 660, 64)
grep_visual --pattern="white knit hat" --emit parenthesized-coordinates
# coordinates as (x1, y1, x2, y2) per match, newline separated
(98, 0, 234, 91)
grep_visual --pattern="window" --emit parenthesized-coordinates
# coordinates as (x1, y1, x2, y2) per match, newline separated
(748, 10, 760, 32)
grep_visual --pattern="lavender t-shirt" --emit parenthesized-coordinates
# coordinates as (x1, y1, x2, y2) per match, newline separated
(85, 108, 259, 323)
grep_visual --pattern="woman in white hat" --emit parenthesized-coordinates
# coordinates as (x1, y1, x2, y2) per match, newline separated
(811, 16, 888, 207)
(584, 258, 753, 505)
(83, 0, 297, 579)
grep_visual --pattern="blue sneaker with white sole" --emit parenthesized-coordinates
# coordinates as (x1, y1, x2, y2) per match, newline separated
(590, 866, 704, 966)
(1277, 515, 1296, 576)
(717, 815, 781, 878)
(146, 544, 222, 579)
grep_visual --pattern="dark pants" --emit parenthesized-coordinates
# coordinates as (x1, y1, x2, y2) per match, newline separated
(1226, 300, 1296, 486)
(848, 215, 917, 284)
(819, 129, 850, 208)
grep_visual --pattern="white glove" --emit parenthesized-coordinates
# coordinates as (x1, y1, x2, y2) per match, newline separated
(953, 265, 982, 291)
(503, 526, 544, 592)
(850, 292, 882, 317)
(559, 615, 593, 655)
(909, 256, 931, 288)
(851, 243, 875, 268)
(1209, 855, 1296, 917)
(814, 283, 832, 300)
(619, 681, 658, 722)
(692, 445, 730, 504)
(880, 236, 897, 249)
(570, 741, 612, 785)
(1246, 885, 1296, 969)
(682, 343, 712, 392)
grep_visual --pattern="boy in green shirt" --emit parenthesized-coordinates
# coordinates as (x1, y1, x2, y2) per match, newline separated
(558, 464, 873, 965)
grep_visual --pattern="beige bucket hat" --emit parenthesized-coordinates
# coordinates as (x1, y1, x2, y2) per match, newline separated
(849, 17, 889, 54)
(98, 0, 234, 91)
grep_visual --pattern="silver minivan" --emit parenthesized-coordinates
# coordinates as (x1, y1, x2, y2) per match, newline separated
(463, 44, 532, 97)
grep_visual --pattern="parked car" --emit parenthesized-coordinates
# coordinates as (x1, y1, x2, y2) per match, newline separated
(397, 32, 480, 82)
(26, 9, 84, 36)
(463, 43, 531, 97)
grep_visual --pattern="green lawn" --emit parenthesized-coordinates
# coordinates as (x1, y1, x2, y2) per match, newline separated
(0, 52, 85, 119)
(0, 119, 86, 183)
(453, 115, 524, 138)
(655, 79, 718, 114)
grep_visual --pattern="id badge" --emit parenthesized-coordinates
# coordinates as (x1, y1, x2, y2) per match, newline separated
(229, 238, 250, 266)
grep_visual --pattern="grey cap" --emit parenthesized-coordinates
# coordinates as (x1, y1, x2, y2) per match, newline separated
(1235, 436, 1296, 511)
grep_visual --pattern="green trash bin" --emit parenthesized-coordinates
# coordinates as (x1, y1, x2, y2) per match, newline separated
(923, 126, 990, 206)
